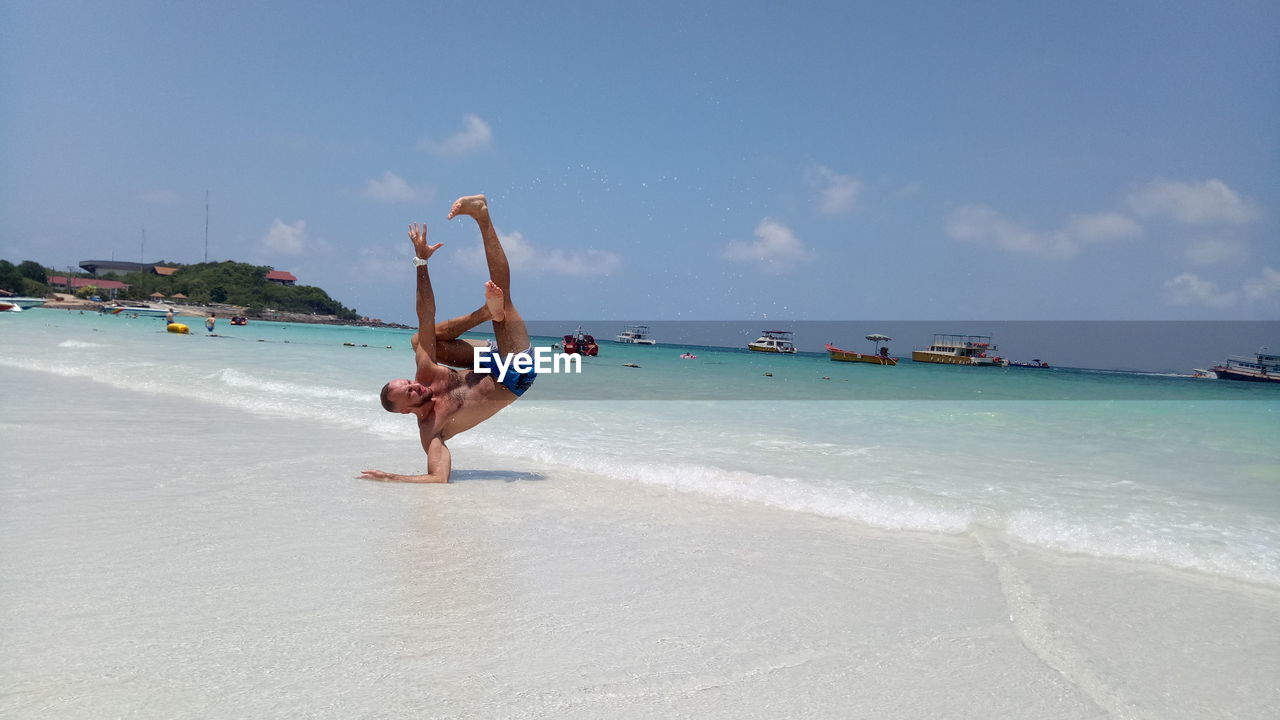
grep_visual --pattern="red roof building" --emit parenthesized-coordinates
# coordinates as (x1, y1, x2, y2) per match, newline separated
(48, 276, 129, 298)
(49, 276, 130, 290)
(265, 270, 297, 285)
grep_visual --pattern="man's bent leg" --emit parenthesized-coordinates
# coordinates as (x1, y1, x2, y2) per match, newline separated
(437, 339, 487, 368)
(412, 305, 492, 368)
(435, 305, 490, 342)
(485, 282, 531, 356)
(492, 306, 531, 358)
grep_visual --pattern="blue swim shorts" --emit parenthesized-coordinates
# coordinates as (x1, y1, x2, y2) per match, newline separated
(485, 341, 537, 397)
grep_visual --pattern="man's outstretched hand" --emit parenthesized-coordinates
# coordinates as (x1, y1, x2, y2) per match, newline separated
(408, 223, 444, 260)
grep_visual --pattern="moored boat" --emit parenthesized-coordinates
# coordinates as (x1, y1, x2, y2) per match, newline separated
(748, 330, 797, 354)
(562, 327, 600, 355)
(615, 325, 656, 345)
(826, 333, 897, 365)
(102, 302, 172, 318)
(1212, 348, 1280, 383)
(912, 334, 1008, 366)
(1, 296, 47, 309)
(1009, 358, 1051, 369)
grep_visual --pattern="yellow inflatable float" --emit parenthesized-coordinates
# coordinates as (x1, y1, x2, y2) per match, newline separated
(167, 323, 190, 334)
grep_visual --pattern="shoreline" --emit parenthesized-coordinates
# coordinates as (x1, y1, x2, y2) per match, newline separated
(37, 295, 413, 329)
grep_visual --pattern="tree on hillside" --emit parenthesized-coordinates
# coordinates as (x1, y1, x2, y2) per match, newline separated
(17, 261, 47, 285)
(0, 260, 51, 296)
(0, 261, 25, 294)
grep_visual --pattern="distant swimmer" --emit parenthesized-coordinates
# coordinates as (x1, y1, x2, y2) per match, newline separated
(361, 195, 535, 484)
(205, 313, 216, 333)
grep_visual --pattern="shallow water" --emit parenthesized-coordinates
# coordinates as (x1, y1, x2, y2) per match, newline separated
(5, 311, 1277, 585)
(2, 309, 1278, 718)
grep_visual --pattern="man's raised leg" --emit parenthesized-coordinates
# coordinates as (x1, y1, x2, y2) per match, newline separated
(448, 195, 509, 293)
(449, 195, 530, 356)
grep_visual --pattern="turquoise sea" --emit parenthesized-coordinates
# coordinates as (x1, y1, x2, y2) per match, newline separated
(2, 308, 1278, 718)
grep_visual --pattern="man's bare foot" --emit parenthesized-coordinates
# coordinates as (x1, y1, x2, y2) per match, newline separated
(447, 195, 489, 221)
(484, 280, 506, 322)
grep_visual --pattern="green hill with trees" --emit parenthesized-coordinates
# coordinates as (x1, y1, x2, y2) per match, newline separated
(0, 260, 52, 297)
(1, 258, 360, 321)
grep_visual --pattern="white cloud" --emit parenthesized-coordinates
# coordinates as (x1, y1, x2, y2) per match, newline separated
(947, 205, 1065, 257)
(1128, 178, 1260, 225)
(361, 172, 432, 204)
(1185, 237, 1247, 266)
(1162, 273, 1239, 308)
(946, 205, 1140, 260)
(140, 190, 180, 205)
(807, 166, 861, 215)
(260, 219, 309, 255)
(723, 217, 812, 272)
(1064, 212, 1142, 243)
(1162, 267, 1280, 308)
(1243, 267, 1280, 303)
(455, 228, 621, 277)
(417, 114, 492, 156)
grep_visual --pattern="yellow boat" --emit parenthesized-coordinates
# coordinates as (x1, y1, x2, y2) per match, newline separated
(911, 334, 1008, 367)
(826, 334, 897, 365)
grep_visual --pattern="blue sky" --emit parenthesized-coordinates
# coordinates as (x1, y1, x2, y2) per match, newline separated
(2, 1, 1277, 325)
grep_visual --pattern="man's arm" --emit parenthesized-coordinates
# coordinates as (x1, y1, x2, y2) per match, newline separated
(408, 222, 444, 368)
(358, 434, 452, 484)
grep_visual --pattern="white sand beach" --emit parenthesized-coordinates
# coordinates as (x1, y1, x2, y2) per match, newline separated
(3, 365, 1277, 719)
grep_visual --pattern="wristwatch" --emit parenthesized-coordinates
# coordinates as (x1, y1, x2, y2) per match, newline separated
(412, 256, 428, 267)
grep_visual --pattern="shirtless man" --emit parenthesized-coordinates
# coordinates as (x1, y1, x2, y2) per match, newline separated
(359, 195, 534, 484)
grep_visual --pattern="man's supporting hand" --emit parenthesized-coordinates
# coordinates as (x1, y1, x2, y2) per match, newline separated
(358, 469, 448, 484)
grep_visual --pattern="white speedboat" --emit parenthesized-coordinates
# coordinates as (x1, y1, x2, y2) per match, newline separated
(615, 325, 657, 344)
(748, 330, 797, 354)
(1, 296, 47, 309)
(102, 303, 173, 318)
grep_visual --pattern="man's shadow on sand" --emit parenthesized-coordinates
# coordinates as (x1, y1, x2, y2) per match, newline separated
(447, 469, 547, 483)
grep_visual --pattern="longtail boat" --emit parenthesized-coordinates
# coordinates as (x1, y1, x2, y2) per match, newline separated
(826, 334, 897, 366)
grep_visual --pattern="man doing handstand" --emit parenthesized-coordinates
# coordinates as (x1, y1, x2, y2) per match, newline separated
(360, 195, 534, 484)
